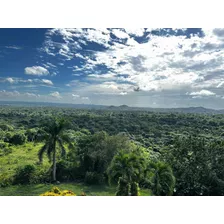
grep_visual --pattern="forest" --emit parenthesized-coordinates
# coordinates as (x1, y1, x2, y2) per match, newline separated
(0, 105, 224, 196)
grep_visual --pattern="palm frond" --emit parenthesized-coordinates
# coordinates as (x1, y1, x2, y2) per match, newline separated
(38, 143, 49, 163)
(57, 137, 66, 158)
(60, 134, 74, 150)
(46, 139, 55, 162)
(47, 146, 53, 162)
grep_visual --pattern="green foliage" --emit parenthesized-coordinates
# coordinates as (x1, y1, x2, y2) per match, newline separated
(163, 135, 224, 195)
(84, 171, 105, 185)
(116, 177, 131, 196)
(13, 164, 36, 185)
(0, 174, 13, 187)
(74, 131, 131, 180)
(130, 182, 140, 196)
(9, 133, 26, 145)
(4, 132, 13, 143)
(56, 160, 79, 181)
(147, 162, 175, 196)
(0, 142, 13, 156)
(30, 165, 51, 184)
(1, 106, 224, 196)
(107, 147, 148, 185)
(0, 123, 14, 131)
(38, 117, 71, 182)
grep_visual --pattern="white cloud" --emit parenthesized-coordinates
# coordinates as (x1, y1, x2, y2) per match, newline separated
(125, 28, 145, 37)
(5, 77, 14, 84)
(5, 46, 22, 50)
(24, 66, 49, 76)
(216, 81, 224, 88)
(41, 79, 53, 85)
(112, 29, 129, 39)
(81, 96, 89, 100)
(72, 94, 80, 98)
(24, 92, 40, 98)
(0, 90, 20, 97)
(87, 72, 117, 81)
(50, 91, 62, 99)
(120, 92, 127, 95)
(188, 89, 216, 97)
(2, 77, 55, 87)
(0, 90, 39, 98)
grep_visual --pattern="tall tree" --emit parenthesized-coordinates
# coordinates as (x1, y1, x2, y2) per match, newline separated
(38, 117, 70, 182)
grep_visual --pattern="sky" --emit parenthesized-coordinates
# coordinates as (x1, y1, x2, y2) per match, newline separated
(1, 28, 224, 108)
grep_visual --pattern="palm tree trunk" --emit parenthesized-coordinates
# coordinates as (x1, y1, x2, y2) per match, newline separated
(52, 141, 57, 182)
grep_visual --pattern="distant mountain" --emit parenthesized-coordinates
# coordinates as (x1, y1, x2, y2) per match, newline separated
(119, 105, 129, 108)
(0, 101, 223, 114)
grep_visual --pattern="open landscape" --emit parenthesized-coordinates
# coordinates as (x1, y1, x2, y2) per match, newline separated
(0, 103, 224, 196)
(1, 28, 224, 196)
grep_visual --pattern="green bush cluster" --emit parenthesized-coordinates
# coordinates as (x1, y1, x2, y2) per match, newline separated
(9, 133, 26, 145)
(13, 164, 36, 185)
(84, 172, 105, 185)
(13, 164, 50, 185)
(116, 177, 131, 196)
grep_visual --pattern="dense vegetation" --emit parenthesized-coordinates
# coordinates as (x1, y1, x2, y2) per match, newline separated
(0, 105, 224, 196)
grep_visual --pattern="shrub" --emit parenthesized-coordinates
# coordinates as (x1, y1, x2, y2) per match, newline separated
(13, 164, 36, 185)
(30, 165, 51, 184)
(0, 147, 13, 156)
(56, 160, 74, 181)
(0, 174, 13, 187)
(0, 143, 13, 156)
(0, 142, 7, 148)
(9, 133, 26, 145)
(4, 132, 12, 143)
(84, 171, 105, 185)
(130, 182, 140, 196)
(40, 187, 76, 196)
(116, 177, 131, 196)
(0, 124, 14, 131)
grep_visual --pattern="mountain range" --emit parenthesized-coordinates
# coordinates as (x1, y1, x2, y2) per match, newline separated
(0, 101, 224, 114)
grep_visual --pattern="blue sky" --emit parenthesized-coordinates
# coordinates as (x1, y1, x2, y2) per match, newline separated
(1, 28, 224, 108)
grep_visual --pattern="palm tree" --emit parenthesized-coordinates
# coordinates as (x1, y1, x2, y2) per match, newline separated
(38, 117, 70, 182)
(107, 149, 147, 185)
(148, 161, 175, 196)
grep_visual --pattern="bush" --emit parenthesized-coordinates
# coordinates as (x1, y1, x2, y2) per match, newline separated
(0, 124, 14, 131)
(84, 171, 105, 185)
(0, 174, 13, 187)
(56, 160, 73, 181)
(30, 165, 51, 184)
(0, 142, 7, 148)
(116, 177, 131, 196)
(0, 147, 13, 156)
(4, 132, 12, 143)
(9, 133, 26, 145)
(13, 164, 36, 185)
(40, 187, 76, 196)
(130, 182, 140, 196)
(0, 142, 12, 156)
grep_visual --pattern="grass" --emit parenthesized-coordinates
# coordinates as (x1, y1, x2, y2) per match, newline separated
(0, 142, 50, 182)
(0, 183, 151, 196)
(0, 142, 48, 172)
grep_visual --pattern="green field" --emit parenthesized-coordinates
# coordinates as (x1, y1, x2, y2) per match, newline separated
(0, 183, 151, 196)
(0, 142, 50, 183)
